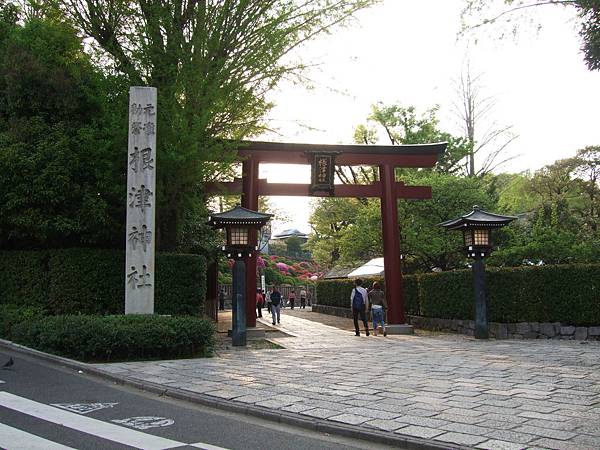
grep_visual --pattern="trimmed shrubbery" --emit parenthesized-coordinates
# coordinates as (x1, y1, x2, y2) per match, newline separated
(317, 264, 600, 326)
(10, 314, 215, 362)
(0, 249, 206, 315)
(0, 304, 47, 340)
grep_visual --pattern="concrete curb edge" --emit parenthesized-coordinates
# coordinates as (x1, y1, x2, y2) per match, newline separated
(0, 339, 465, 450)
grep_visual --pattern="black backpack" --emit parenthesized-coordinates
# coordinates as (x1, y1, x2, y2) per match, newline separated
(352, 288, 364, 310)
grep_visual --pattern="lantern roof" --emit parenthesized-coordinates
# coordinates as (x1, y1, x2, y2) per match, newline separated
(439, 205, 517, 230)
(208, 205, 273, 228)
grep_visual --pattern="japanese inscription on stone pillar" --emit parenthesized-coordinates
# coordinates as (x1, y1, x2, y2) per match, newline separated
(125, 87, 157, 314)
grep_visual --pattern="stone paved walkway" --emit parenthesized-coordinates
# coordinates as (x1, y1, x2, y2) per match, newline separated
(98, 312, 600, 450)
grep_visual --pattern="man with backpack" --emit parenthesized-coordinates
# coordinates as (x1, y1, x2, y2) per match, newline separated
(350, 278, 369, 336)
(270, 286, 282, 325)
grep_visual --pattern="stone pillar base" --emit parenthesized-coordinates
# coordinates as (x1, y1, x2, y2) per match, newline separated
(386, 324, 414, 335)
(245, 327, 266, 339)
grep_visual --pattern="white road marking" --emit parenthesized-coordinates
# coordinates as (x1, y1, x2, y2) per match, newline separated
(0, 392, 183, 449)
(112, 416, 174, 430)
(0, 422, 76, 450)
(189, 443, 230, 450)
(51, 402, 118, 414)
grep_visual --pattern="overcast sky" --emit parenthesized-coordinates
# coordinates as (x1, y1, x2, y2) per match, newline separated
(255, 0, 600, 234)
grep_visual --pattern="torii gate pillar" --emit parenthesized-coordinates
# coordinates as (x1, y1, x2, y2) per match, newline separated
(242, 158, 259, 329)
(380, 163, 412, 334)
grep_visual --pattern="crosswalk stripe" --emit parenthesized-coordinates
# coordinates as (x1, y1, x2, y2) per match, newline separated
(190, 442, 230, 450)
(0, 392, 184, 450)
(0, 422, 76, 450)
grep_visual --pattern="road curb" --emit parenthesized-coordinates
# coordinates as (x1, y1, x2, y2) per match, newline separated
(0, 339, 465, 450)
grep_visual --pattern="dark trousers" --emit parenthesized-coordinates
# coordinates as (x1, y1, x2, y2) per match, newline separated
(257, 304, 263, 318)
(352, 307, 369, 335)
(290, 299, 295, 309)
(219, 299, 225, 310)
(300, 298, 306, 308)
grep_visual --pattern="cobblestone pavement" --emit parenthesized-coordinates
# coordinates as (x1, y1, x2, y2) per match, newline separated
(98, 312, 600, 450)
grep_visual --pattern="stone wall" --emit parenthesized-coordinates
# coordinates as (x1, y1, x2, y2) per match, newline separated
(407, 316, 600, 340)
(312, 305, 600, 340)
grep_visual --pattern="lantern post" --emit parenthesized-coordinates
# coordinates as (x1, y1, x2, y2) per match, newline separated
(440, 206, 516, 339)
(209, 205, 272, 346)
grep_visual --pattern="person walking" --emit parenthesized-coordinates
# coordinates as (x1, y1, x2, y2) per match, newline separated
(270, 286, 282, 325)
(289, 289, 296, 309)
(351, 279, 369, 336)
(368, 281, 387, 336)
(256, 289, 264, 318)
(218, 289, 225, 311)
(300, 287, 307, 309)
(265, 288, 271, 314)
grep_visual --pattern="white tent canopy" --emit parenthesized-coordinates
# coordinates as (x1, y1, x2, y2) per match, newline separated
(347, 257, 384, 278)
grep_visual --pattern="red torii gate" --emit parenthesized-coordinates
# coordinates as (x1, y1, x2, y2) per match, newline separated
(209, 141, 446, 333)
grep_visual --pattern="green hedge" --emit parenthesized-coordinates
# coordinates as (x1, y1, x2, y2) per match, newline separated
(0, 305, 47, 340)
(317, 264, 600, 326)
(10, 314, 215, 362)
(0, 249, 206, 316)
(316, 276, 420, 315)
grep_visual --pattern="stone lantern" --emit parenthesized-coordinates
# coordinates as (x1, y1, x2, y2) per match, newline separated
(440, 206, 516, 339)
(209, 205, 272, 346)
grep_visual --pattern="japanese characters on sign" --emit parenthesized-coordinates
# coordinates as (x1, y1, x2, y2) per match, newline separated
(125, 87, 157, 314)
(310, 153, 335, 195)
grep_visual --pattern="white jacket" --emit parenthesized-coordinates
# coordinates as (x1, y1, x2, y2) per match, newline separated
(350, 286, 369, 310)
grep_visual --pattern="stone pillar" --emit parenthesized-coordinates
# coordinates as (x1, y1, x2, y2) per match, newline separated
(125, 87, 157, 314)
(379, 163, 412, 334)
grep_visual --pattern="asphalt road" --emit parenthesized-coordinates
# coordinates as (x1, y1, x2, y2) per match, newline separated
(0, 350, 395, 450)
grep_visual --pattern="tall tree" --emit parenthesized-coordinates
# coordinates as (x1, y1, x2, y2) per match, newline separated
(43, 0, 378, 249)
(462, 0, 600, 71)
(349, 103, 471, 176)
(452, 63, 518, 177)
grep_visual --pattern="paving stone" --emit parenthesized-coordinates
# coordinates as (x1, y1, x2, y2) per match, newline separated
(301, 408, 340, 419)
(329, 413, 370, 425)
(442, 422, 494, 436)
(395, 415, 450, 429)
(281, 403, 315, 413)
(519, 411, 571, 421)
(395, 425, 445, 439)
(512, 425, 576, 441)
(436, 412, 486, 425)
(480, 413, 528, 424)
(342, 406, 400, 420)
(364, 419, 407, 432)
(434, 431, 487, 446)
(485, 430, 539, 444)
(530, 438, 585, 450)
(476, 439, 527, 450)
(97, 312, 600, 450)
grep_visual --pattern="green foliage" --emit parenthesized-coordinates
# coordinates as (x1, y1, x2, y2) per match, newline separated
(0, 249, 206, 315)
(317, 265, 600, 326)
(0, 304, 47, 340)
(0, 16, 127, 249)
(47, 0, 377, 249)
(11, 314, 215, 362)
(0, 250, 50, 306)
(358, 103, 471, 175)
